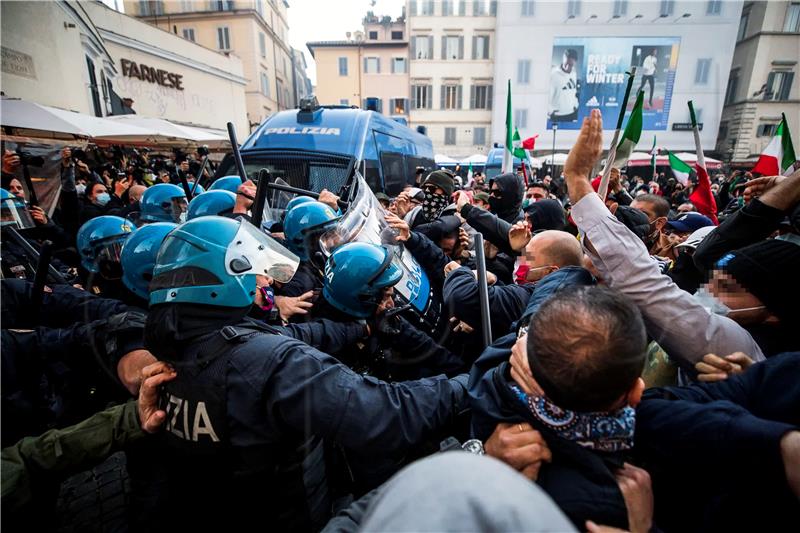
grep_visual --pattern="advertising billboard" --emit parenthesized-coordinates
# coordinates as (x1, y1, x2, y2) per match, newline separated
(547, 37, 680, 131)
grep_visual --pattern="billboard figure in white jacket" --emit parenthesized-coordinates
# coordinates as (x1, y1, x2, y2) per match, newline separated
(638, 48, 658, 108)
(548, 49, 579, 123)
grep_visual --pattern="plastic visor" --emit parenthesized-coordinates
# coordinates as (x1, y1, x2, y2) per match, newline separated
(170, 198, 189, 223)
(0, 198, 35, 229)
(225, 219, 300, 283)
(319, 173, 430, 313)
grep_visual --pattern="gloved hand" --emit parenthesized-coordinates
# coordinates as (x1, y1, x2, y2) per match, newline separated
(370, 304, 410, 338)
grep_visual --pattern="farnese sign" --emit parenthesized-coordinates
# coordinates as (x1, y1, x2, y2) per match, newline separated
(120, 58, 184, 91)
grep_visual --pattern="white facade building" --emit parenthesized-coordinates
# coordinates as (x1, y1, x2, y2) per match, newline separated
(407, 0, 496, 157)
(491, 0, 744, 155)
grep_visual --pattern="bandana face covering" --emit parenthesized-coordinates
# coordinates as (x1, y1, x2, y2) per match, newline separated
(509, 384, 635, 453)
(421, 192, 448, 222)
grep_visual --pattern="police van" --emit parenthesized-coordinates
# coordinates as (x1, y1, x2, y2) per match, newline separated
(218, 97, 434, 197)
(484, 146, 523, 181)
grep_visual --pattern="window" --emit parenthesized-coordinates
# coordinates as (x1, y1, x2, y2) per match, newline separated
(217, 26, 231, 50)
(443, 36, 463, 60)
(364, 97, 382, 112)
(86, 56, 102, 117)
(725, 70, 739, 105)
(441, 85, 462, 110)
(757, 123, 778, 137)
(180, 0, 194, 11)
(517, 59, 531, 84)
(694, 59, 711, 85)
(338, 57, 348, 76)
(340, 98, 350, 106)
(737, 11, 749, 41)
(473, 0, 487, 15)
(255, 0, 263, 17)
(764, 71, 795, 100)
(412, 36, 433, 59)
(364, 57, 380, 74)
(445, 127, 456, 145)
(471, 84, 493, 109)
(368, 31, 378, 40)
(613, 0, 627, 17)
(514, 108, 528, 128)
(472, 35, 490, 60)
(409, 0, 417, 16)
(390, 98, 408, 114)
(473, 127, 486, 146)
(391, 31, 403, 40)
(521, 0, 534, 16)
(785, 3, 800, 32)
(260, 72, 270, 97)
(139, 1, 164, 16)
(459, 0, 467, 15)
(412, 84, 432, 109)
(442, 0, 454, 16)
(392, 57, 407, 74)
(182, 28, 196, 42)
(706, 0, 721, 15)
(259, 33, 266, 58)
(567, 0, 580, 18)
(421, 0, 434, 15)
(211, 1, 233, 11)
(659, 0, 674, 17)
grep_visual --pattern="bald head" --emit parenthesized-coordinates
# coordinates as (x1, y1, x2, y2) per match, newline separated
(129, 184, 147, 204)
(521, 230, 583, 282)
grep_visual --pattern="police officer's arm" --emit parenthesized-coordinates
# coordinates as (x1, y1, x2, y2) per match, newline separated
(404, 230, 450, 288)
(459, 205, 516, 255)
(276, 319, 368, 355)
(260, 338, 469, 453)
(385, 318, 465, 377)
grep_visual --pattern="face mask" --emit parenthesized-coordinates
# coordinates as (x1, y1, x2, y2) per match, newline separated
(95, 192, 110, 206)
(178, 211, 187, 223)
(514, 264, 530, 284)
(76, 184, 86, 196)
(421, 192, 448, 222)
(692, 287, 766, 317)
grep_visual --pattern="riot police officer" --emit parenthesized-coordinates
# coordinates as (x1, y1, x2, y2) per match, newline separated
(144, 215, 468, 531)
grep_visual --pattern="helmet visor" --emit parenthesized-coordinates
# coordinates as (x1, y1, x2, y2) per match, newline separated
(225, 219, 299, 283)
(1, 198, 35, 229)
(170, 197, 189, 223)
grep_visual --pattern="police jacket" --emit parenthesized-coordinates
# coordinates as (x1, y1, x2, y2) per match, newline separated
(151, 314, 469, 532)
(277, 261, 324, 298)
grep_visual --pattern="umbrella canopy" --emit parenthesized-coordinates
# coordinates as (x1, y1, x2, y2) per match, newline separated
(461, 153, 488, 164)
(106, 115, 229, 148)
(1, 98, 89, 137)
(435, 153, 459, 165)
(542, 153, 569, 165)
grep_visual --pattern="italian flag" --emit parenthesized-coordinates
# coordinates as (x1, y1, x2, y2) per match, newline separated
(611, 90, 644, 169)
(751, 115, 796, 176)
(668, 150, 692, 186)
(512, 128, 527, 159)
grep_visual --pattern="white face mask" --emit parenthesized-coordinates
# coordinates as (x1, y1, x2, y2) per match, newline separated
(76, 184, 86, 196)
(692, 287, 765, 317)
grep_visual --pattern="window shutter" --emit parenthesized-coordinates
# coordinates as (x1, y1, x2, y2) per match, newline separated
(411, 88, 417, 109)
(473, 0, 479, 15)
(469, 85, 476, 109)
(472, 36, 477, 60)
(459, 36, 464, 59)
(441, 36, 447, 59)
(490, 1, 497, 15)
(410, 0, 417, 15)
(389, 98, 395, 113)
(440, 85, 446, 109)
(780, 72, 794, 100)
(487, 85, 493, 109)
(377, 98, 383, 113)
(364, 57, 368, 73)
(765, 72, 775, 99)
(459, 0, 466, 15)
(427, 85, 433, 108)
(410, 37, 417, 59)
(484, 35, 490, 59)
(362, 98, 367, 110)
(428, 36, 434, 59)
(457, 85, 463, 109)
(376, 58, 381, 73)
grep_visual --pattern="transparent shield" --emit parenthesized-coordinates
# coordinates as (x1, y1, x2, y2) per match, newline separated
(262, 177, 297, 228)
(224, 218, 300, 283)
(0, 198, 35, 229)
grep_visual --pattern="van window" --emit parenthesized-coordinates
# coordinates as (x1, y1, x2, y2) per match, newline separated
(380, 152, 406, 196)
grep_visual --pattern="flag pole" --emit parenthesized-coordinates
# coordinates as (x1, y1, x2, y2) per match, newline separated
(598, 67, 637, 201)
(502, 79, 513, 173)
(688, 100, 706, 172)
(650, 135, 657, 181)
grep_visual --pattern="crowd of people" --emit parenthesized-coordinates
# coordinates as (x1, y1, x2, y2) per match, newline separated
(1, 108, 799, 532)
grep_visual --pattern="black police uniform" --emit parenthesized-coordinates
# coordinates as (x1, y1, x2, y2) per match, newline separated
(150, 317, 469, 532)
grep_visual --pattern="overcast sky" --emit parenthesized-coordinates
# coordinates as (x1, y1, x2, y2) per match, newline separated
(288, 0, 405, 86)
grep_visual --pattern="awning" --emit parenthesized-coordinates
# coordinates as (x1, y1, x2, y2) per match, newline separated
(1, 98, 93, 137)
(624, 151, 723, 170)
(434, 153, 460, 165)
(105, 115, 229, 147)
(460, 154, 488, 164)
(541, 153, 569, 165)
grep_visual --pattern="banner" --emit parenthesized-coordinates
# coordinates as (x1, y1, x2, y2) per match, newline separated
(547, 37, 680, 131)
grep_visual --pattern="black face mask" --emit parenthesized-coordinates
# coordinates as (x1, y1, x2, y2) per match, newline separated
(488, 194, 504, 213)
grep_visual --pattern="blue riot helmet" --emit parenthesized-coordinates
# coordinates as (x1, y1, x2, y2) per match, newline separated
(76, 215, 137, 278)
(283, 200, 340, 261)
(208, 175, 243, 194)
(284, 195, 315, 212)
(149, 216, 300, 308)
(140, 183, 188, 223)
(187, 190, 237, 220)
(322, 242, 402, 318)
(0, 188, 35, 229)
(187, 180, 205, 195)
(120, 222, 177, 299)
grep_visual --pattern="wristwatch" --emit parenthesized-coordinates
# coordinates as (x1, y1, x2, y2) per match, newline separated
(461, 439, 485, 455)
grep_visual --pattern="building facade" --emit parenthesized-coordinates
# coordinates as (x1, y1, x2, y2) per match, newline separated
(291, 47, 313, 105)
(407, 0, 496, 157)
(491, 0, 743, 155)
(1, 0, 248, 133)
(716, 1, 800, 166)
(125, 0, 301, 131)
(307, 13, 409, 121)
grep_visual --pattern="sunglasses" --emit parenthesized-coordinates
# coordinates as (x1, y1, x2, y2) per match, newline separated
(489, 189, 502, 198)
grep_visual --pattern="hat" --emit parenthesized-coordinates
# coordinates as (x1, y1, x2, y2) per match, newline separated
(676, 225, 716, 250)
(523, 199, 565, 231)
(716, 239, 800, 324)
(666, 212, 715, 234)
(423, 170, 455, 197)
(474, 192, 490, 203)
(407, 187, 425, 203)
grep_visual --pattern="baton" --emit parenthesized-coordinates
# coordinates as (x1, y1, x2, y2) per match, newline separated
(3, 227, 67, 284)
(227, 122, 249, 183)
(473, 233, 493, 348)
(263, 182, 349, 209)
(250, 169, 270, 228)
(177, 168, 193, 200)
(21, 162, 39, 207)
(190, 155, 209, 197)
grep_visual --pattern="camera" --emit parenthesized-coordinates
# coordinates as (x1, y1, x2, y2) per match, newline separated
(197, 145, 210, 157)
(16, 149, 45, 168)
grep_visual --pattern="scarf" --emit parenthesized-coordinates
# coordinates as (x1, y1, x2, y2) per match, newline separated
(421, 192, 449, 222)
(509, 384, 635, 453)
